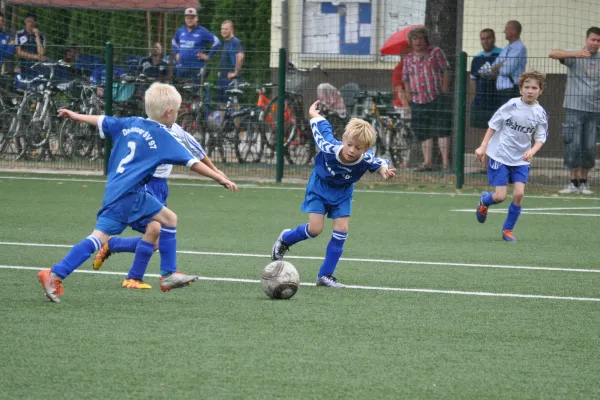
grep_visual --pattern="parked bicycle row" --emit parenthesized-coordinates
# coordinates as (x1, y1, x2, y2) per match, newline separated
(0, 61, 414, 168)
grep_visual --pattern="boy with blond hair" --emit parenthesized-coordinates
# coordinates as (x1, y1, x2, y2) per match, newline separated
(37, 82, 237, 302)
(475, 70, 548, 242)
(271, 100, 396, 287)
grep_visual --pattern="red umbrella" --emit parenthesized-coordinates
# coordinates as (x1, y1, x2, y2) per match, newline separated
(380, 24, 423, 55)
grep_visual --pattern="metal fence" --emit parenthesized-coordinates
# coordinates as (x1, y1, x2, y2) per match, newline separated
(0, 44, 594, 191)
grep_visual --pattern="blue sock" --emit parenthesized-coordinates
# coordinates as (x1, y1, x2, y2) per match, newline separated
(126, 240, 155, 280)
(282, 224, 315, 246)
(318, 231, 348, 277)
(52, 235, 101, 279)
(159, 226, 177, 276)
(482, 192, 498, 207)
(108, 236, 142, 253)
(503, 202, 522, 231)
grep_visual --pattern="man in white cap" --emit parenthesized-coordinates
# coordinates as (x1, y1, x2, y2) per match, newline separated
(172, 7, 221, 82)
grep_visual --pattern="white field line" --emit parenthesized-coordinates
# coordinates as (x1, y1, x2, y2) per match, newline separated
(3, 264, 599, 302)
(1, 175, 599, 201)
(1, 240, 599, 274)
(452, 209, 600, 217)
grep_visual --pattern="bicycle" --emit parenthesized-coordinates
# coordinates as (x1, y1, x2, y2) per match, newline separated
(57, 79, 103, 160)
(262, 62, 327, 165)
(1, 61, 70, 161)
(354, 90, 414, 168)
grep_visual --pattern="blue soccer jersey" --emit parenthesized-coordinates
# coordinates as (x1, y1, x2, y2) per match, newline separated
(172, 25, 221, 69)
(98, 116, 199, 209)
(310, 117, 388, 187)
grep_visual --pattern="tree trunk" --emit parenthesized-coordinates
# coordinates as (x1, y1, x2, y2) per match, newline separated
(425, 0, 458, 66)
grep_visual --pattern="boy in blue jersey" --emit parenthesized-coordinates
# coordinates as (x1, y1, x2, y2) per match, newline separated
(271, 101, 396, 287)
(91, 123, 227, 290)
(172, 8, 221, 82)
(474, 70, 548, 242)
(37, 82, 237, 303)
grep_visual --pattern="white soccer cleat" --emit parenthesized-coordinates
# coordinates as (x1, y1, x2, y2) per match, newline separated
(271, 229, 291, 261)
(316, 275, 346, 288)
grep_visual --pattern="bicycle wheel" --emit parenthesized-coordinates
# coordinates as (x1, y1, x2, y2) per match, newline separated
(0, 108, 17, 155)
(18, 93, 49, 161)
(389, 120, 414, 168)
(58, 118, 96, 159)
(286, 124, 316, 165)
(177, 111, 206, 149)
(236, 115, 264, 163)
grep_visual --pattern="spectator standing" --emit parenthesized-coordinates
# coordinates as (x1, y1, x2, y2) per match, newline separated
(470, 29, 502, 129)
(217, 20, 244, 103)
(491, 20, 527, 104)
(550, 26, 600, 194)
(0, 12, 15, 75)
(138, 42, 168, 78)
(392, 58, 405, 110)
(15, 12, 46, 78)
(171, 8, 221, 83)
(401, 27, 452, 171)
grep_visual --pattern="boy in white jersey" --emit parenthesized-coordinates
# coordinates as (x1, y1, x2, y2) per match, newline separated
(271, 101, 395, 287)
(474, 70, 548, 242)
(91, 123, 227, 290)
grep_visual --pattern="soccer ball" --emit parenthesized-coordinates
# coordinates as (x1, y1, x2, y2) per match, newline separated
(261, 261, 300, 300)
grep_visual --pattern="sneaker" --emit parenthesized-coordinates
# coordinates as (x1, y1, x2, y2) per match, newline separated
(558, 183, 580, 194)
(316, 274, 346, 288)
(122, 279, 152, 290)
(37, 268, 65, 303)
(271, 229, 291, 261)
(579, 183, 593, 195)
(159, 271, 199, 292)
(502, 229, 517, 242)
(476, 192, 488, 223)
(93, 240, 112, 270)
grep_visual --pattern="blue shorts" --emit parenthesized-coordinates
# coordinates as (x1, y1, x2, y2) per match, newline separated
(487, 158, 529, 186)
(130, 178, 169, 233)
(300, 172, 353, 219)
(95, 188, 165, 235)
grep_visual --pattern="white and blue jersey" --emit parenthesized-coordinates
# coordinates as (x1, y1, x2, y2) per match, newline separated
(172, 25, 220, 70)
(129, 122, 207, 233)
(303, 117, 388, 218)
(96, 116, 199, 232)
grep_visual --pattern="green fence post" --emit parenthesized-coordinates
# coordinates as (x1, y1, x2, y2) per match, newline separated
(455, 51, 467, 189)
(275, 48, 287, 183)
(103, 42, 114, 176)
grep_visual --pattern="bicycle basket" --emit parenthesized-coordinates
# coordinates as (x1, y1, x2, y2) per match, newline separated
(285, 69, 309, 93)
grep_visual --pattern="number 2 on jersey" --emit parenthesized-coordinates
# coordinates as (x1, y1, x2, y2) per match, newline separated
(117, 142, 136, 173)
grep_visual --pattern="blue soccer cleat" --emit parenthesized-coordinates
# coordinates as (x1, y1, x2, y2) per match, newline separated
(476, 192, 489, 223)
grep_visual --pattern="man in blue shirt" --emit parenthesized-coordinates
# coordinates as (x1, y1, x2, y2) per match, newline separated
(0, 12, 14, 75)
(172, 7, 221, 82)
(36, 82, 237, 303)
(218, 20, 244, 103)
(470, 28, 502, 129)
(491, 20, 527, 104)
(15, 12, 46, 79)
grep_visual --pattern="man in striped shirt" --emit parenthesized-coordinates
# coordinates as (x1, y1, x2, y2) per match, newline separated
(401, 27, 451, 171)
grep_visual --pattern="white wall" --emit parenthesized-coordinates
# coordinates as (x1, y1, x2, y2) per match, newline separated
(271, 0, 600, 73)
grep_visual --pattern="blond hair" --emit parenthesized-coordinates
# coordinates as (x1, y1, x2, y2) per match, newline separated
(144, 82, 182, 120)
(518, 69, 546, 90)
(342, 118, 377, 148)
